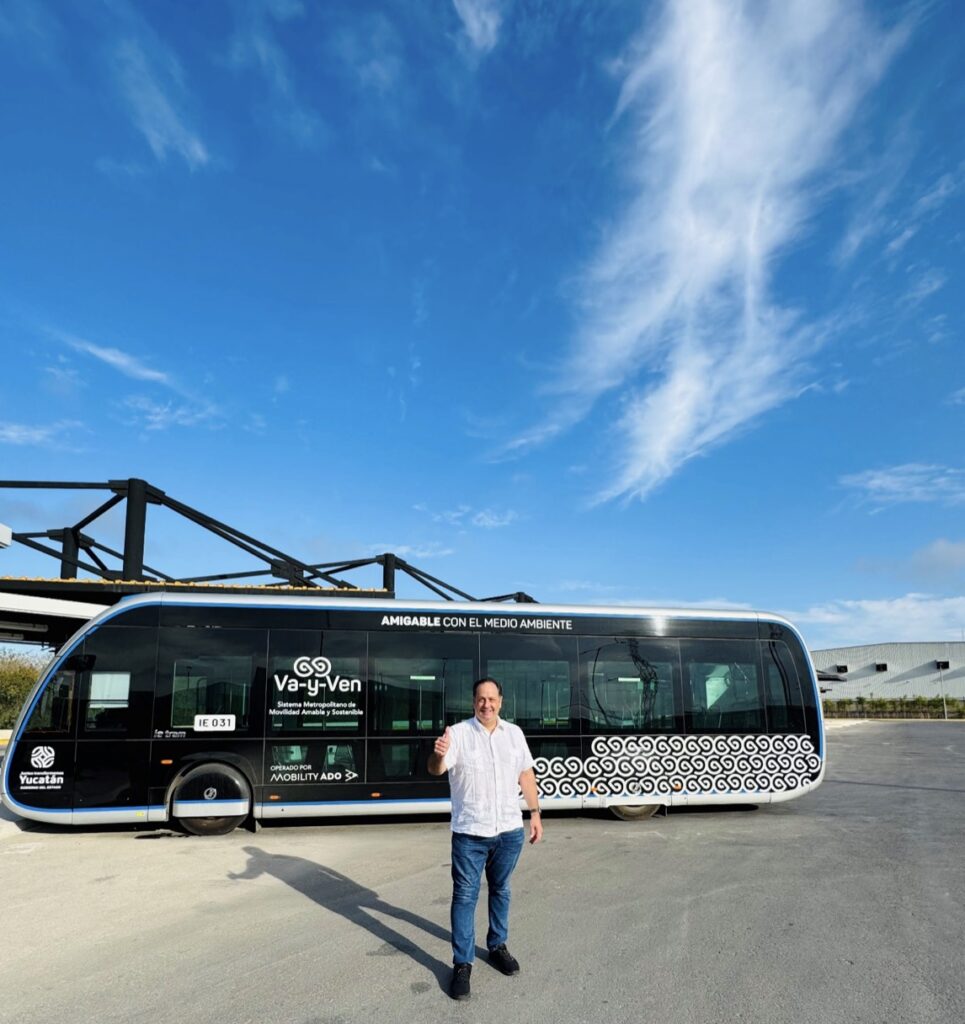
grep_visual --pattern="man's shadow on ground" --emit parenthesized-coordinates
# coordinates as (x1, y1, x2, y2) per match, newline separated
(228, 846, 483, 994)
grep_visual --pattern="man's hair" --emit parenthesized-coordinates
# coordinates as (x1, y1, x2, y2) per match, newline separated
(473, 677, 503, 697)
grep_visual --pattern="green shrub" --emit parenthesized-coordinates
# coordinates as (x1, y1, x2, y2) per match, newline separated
(0, 651, 44, 729)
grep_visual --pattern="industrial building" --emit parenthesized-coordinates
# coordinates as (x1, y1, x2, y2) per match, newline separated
(811, 642, 965, 703)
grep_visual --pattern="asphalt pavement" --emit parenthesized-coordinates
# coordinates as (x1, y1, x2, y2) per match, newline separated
(2, 721, 964, 1024)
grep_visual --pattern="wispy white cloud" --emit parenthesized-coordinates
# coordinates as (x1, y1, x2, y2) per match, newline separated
(844, 160, 961, 263)
(3, 0, 206, 168)
(414, 503, 468, 526)
(913, 170, 960, 215)
(900, 266, 947, 306)
(841, 463, 965, 510)
(855, 538, 965, 586)
(54, 330, 171, 384)
(386, 345, 423, 422)
(471, 509, 518, 529)
(908, 539, 965, 580)
(507, 0, 907, 502)
(452, 0, 504, 54)
(50, 327, 223, 432)
(0, 0, 62, 65)
(412, 278, 428, 327)
(836, 120, 917, 265)
(43, 360, 85, 396)
(226, 0, 324, 147)
(368, 155, 396, 176)
(884, 225, 917, 255)
(796, 593, 965, 648)
(949, 386, 965, 406)
(0, 419, 80, 446)
(330, 13, 405, 96)
(366, 542, 455, 559)
(553, 579, 623, 596)
(94, 156, 150, 179)
(122, 395, 220, 431)
(112, 37, 208, 168)
(414, 503, 518, 529)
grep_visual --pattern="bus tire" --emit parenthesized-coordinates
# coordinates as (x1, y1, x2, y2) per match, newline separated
(610, 804, 660, 821)
(171, 763, 251, 837)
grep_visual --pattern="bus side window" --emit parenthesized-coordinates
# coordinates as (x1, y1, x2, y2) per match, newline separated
(763, 642, 806, 732)
(24, 671, 76, 735)
(83, 672, 131, 732)
(485, 659, 573, 731)
(368, 633, 476, 735)
(266, 629, 366, 735)
(77, 627, 157, 739)
(325, 744, 356, 772)
(367, 740, 432, 781)
(681, 640, 765, 733)
(171, 657, 252, 728)
(582, 638, 678, 733)
(373, 659, 446, 732)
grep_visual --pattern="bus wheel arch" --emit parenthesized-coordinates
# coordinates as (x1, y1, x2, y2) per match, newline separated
(169, 762, 252, 837)
(609, 803, 661, 821)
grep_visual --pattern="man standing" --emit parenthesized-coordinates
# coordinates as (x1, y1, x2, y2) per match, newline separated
(428, 677, 543, 1001)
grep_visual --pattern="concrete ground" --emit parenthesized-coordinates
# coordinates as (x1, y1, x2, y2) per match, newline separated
(2, 720, 963, 1024)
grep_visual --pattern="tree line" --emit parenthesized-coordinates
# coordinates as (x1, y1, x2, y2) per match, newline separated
(824, 696, 964, 719)
(0, 651, 44, 729)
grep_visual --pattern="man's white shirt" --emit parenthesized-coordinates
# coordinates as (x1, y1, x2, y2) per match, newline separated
(443, 717, 535, 837)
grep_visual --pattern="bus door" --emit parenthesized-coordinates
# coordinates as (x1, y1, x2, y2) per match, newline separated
(265, 629, 367, 807)
(6, 655, 85, 817)
(151, 626, 268, 812)
(368, 630, 477, 798)
(72, 626, 157, 819)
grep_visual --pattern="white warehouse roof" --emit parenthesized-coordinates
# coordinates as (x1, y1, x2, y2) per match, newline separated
(811, 642, 965, 701)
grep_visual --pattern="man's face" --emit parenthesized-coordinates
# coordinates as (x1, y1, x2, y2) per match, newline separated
(473, 682, 502, 726)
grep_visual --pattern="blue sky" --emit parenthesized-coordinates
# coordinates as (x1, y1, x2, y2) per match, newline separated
(0, 0, 963, 650)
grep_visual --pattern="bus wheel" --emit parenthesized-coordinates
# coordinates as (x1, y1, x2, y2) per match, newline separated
(610, 804, 660, 821)
(171, 764, 251, 837)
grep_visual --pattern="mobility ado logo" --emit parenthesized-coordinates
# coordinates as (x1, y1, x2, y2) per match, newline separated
(274, 656, 362, 696)
(268, 762, 359, 783)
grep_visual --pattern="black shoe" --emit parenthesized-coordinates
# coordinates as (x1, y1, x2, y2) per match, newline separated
(488, 944, 520, 976)
(449, 963, 472, 1000)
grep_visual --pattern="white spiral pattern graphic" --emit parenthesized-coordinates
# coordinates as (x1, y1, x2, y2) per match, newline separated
(534, 734, 821, 797)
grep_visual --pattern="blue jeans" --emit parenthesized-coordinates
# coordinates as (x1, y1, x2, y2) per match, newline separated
(450, 828, 525, 965)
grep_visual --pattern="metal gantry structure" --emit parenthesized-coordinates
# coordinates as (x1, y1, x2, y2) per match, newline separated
(0, 478, 536, 604)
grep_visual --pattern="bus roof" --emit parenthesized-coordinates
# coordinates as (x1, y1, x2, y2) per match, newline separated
(91, 590, 794, 629)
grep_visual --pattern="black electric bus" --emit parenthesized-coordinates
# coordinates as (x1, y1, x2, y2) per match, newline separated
(1, 594, 825, 834)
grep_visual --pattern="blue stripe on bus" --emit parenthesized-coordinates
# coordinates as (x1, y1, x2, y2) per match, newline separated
(0, 799, 164, 816)
(73, 805, 164, 815)
(4, 800, 72, 814)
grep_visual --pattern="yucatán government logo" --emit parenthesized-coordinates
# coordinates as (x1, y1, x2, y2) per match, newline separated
(31, 746, 56, 769)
